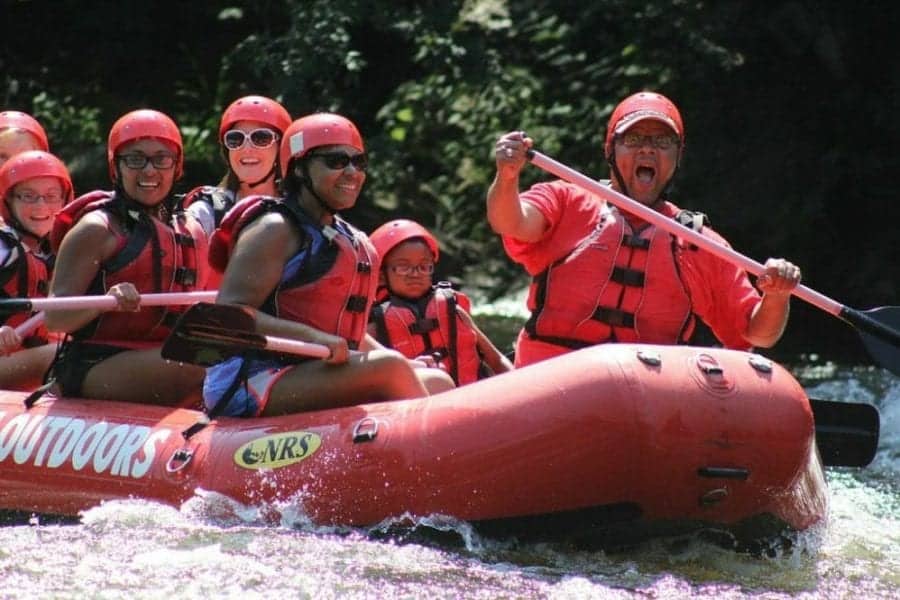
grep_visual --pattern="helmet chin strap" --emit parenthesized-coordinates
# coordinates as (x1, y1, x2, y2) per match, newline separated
(295, 163, 338, 216)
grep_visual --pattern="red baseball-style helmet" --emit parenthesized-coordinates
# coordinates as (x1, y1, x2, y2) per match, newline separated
(603, 92, 684, 158)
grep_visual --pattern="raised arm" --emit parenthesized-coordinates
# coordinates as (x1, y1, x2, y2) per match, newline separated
(486, 131, 548, 242)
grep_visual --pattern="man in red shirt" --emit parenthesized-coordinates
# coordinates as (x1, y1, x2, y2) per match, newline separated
(486, 91, 801, 367)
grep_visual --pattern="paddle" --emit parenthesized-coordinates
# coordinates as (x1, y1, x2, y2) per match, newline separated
(526, 150, 900, 377)
(162, 302, 331, 365)
(13, 311, 46, 338)
(810, 398, 879, 467)
(0, 290, 218, 314)
(525, 149, 883, 467)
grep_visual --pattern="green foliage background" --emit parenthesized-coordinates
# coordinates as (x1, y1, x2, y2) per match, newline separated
(3, 0, 897, 361)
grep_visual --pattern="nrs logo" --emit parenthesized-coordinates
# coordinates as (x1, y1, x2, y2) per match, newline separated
(234, 431, 321, 469)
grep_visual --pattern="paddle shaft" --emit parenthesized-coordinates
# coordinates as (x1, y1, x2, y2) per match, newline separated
(527, 150, 900, 347)
(0, 291, 218, 313)
(13, 311, 45, 337)
(246, 332, 332, 359)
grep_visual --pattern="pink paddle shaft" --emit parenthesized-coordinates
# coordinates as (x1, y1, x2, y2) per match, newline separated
(528, 150, 845, 317)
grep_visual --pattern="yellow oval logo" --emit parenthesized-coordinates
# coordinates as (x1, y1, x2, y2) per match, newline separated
(234, 431, 322, 470)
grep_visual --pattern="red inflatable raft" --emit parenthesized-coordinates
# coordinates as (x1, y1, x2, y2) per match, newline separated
(0, 344, 826, 547)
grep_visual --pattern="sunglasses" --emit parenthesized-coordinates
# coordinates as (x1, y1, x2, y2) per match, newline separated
(223, 128, 279, 150)
(617, 132, 680, 150)
(117, 153, 177, 170)
(309, 151, 369, 172)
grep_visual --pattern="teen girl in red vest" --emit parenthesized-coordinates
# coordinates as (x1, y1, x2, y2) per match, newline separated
(44, 109, 209, 405)
(203, 113, 453, 417)
(368, 219, 512, 385)
(0, 151, 72, 388)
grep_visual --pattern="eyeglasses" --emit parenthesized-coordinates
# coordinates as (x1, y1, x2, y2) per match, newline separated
(13, 191, 65, 206)
(117, 153, 177, 170)
(309, 151, 368, 172)
(617, 132, 680, 150)
(387, 263, 435, 276)
(223, 128, 279, 150)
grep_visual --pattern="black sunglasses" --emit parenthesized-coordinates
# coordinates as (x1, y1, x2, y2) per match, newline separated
(117, 153, 177, 170)
(223, 128, 279, 150)
(309, 151, 368, 172)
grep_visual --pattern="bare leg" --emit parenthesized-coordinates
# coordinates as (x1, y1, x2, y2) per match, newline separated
(0, 345, 57, 391)
(417, 367, 455, 395)
(264, 349, 433, 415)
(81, 348, 206, 406)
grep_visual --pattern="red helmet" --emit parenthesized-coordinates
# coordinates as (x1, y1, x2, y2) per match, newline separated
(0, 150, 73, 222)
(279, 113, 364, 178)
(603, 92, 684, 158)
(0, 110, 50, 152)
(370, 219, 439, 262)
(219, 95, 291, 140)
(107, 109, 183, 180)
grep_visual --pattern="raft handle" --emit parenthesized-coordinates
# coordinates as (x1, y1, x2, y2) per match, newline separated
(636, 350, 662, 366)
(695, 354, 724, 375)
(352, 417, 379, 443)
(748, 355, 773, 373)
(166, 448, 195, 473)
(697, 467, 749, 480)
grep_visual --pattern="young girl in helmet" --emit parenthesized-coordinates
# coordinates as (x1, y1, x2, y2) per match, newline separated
(181, 95, 291, 238)
(368, 219, 513, 386)
(43, 109, 209, 406)
(0, 150, 71, 388)
(0, 111, 49, 169)
(204, 112, 454, 417)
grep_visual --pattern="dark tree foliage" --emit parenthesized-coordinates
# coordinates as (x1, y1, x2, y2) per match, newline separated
(2, 0, 896, 361)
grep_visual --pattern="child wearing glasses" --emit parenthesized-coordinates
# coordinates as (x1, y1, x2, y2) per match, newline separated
(202, 113, 455, 417)
(367, 219, 513, 386)
(0, 150, 71, 389)
(43, 109, 209, 406)
(488, 91, 801, 367)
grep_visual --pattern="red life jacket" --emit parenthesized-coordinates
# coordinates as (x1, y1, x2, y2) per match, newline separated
(524, 205, 699, 349)
(49, 190, 210, 344)
(0, 226, 51, 345)
(179, 185, 237, 289)
(210, 196, 378, 349)
(370, 284, 481, 385)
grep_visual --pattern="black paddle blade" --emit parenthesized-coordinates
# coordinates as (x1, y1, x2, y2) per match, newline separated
(161, 302, 267, 367)
(0, 299, 34, 315)
(811, 398, 880, 467)
(842, 306, 900, 377)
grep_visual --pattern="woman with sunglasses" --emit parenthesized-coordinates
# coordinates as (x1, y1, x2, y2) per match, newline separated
(182, 96, 290, 236)
(203, 112, 454, 417)
(0, 150, 72, 389)
(367, 219, 512, 386)
(488, 91, 801, 367)
(43, 109, 209, 406)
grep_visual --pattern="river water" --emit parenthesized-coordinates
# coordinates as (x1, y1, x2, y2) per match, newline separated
(1, 359, 897, 599)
